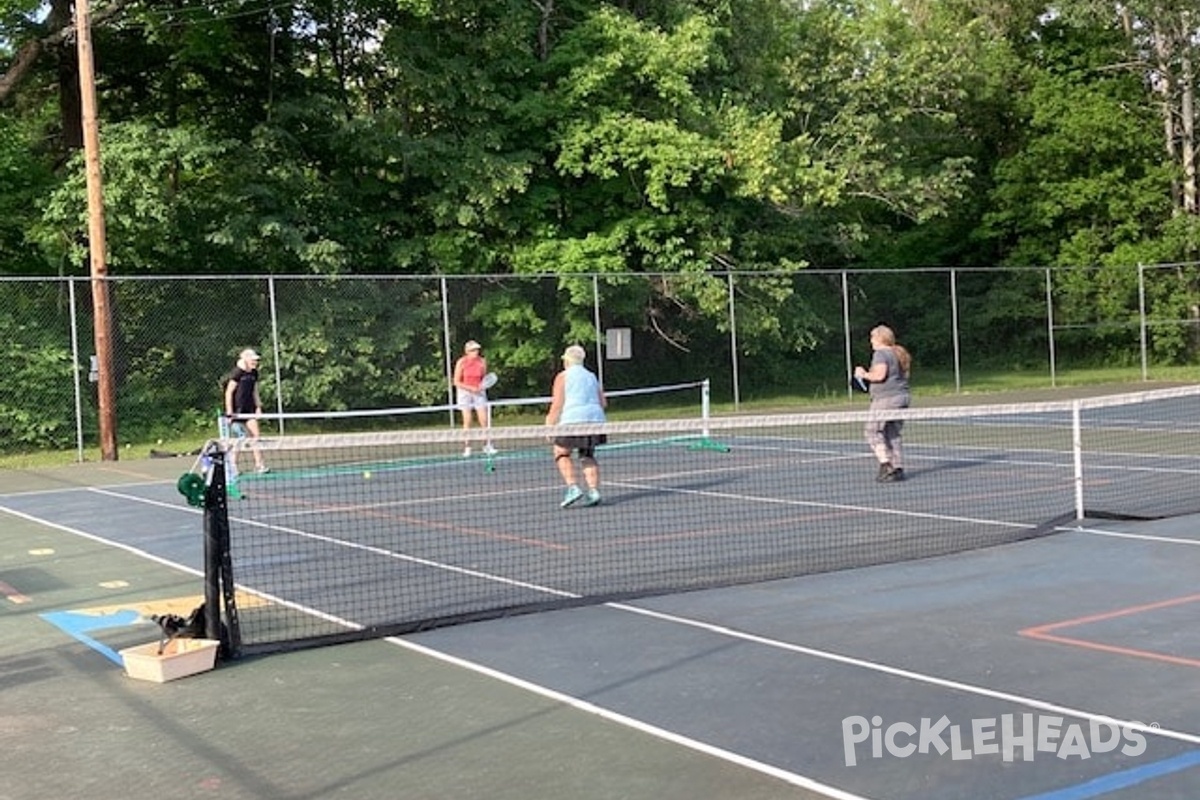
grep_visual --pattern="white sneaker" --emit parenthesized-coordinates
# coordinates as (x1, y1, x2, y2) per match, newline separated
(256, 465, 271, 474)
(462, 446, 472, 457)
(560, 486, 584, 508)
(482, 444, 497, 455)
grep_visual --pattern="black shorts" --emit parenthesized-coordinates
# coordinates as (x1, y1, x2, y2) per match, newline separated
(554, 434, 607, 458)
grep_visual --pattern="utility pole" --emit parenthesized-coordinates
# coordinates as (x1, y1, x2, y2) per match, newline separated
(76, 0, 118, 460)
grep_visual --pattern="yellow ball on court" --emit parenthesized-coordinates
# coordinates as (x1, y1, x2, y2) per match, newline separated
(362, 471, 372, 480)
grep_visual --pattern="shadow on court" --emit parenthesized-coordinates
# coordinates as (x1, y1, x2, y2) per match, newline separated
(2, 456, 1199, 799)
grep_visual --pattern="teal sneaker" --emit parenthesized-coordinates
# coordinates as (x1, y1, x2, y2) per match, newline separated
(560, 486, 584, 508)
(582, 489, 601, 507)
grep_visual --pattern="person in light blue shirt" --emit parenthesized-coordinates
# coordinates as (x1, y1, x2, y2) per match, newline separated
(545, 344, 607, 508)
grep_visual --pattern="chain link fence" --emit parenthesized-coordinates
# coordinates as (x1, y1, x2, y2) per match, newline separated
(2, 263, 1197, 459)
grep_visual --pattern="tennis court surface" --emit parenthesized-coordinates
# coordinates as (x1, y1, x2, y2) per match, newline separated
(3, 384, 1200, 799)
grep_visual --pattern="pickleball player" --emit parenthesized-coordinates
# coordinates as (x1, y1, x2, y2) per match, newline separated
(224, 348, 269, 475)
(546, 344, 607, 508)
(453, 340, 494, 457)
(854, 325, 911, 482)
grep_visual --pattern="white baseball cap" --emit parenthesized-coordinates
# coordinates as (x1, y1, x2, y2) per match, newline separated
(240, 348, 261, 362)
(464, 340, 482, 351)
(561, 345, 586, 364)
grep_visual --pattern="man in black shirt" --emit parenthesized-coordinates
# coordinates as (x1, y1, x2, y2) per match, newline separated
(223, 348, 269, 475)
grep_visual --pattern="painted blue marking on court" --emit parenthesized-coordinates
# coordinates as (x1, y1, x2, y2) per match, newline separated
(1017, 749, 1200, 800)
(40, 608, 142, 666)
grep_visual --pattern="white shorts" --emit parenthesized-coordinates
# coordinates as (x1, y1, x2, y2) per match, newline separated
(457, 389, 488, 410)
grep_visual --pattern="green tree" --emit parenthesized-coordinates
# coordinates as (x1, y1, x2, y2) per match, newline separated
(0, 112, 55, 273)
(981, 18, 1172, 268)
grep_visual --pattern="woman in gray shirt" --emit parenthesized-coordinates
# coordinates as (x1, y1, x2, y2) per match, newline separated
(853, 325, 911, 482)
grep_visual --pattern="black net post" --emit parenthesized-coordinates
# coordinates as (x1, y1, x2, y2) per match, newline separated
(203, 447, 242, 659)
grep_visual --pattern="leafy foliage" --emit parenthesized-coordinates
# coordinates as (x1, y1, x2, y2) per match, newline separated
(981, 19, 1172, 268)
(0, 0, 1198, 448)
(0, 286, 79, 451)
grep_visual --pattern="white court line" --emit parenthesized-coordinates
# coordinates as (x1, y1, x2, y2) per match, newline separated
(1, 492, 868, 799)
(602, 601, 1200, 750)
(0, 502, 203, 577)
(0, 477, 171, 498)
(89, 485, 203, 511)
(389, 635, 875, 800)
(1071, 525, 1200, 547)
(608, 480, 1037, 530)
(387, 558, 1200, 800)
(734, 431, 1200, 467)
(391, 522, 1200, 797)
(11, 488, 1200, 797)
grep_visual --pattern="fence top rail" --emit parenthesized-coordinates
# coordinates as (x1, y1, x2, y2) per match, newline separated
(4, 261, 1199, 283)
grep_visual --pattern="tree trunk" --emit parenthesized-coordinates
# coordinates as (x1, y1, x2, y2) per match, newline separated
(532, 0, 555, 62)
(1152, 21, 1182, 213)
(1178, 22, 1196, 215)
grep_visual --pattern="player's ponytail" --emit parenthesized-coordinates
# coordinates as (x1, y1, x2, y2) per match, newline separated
(892, 344, 912, 378)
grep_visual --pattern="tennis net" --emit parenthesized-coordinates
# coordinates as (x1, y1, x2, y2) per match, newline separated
(226, 379, 713, 436)
(197, 383, 1200, 656)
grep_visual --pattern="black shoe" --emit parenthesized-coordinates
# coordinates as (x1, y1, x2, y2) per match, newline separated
(876, 463, 892, 482)
(879, 466, 905, 483)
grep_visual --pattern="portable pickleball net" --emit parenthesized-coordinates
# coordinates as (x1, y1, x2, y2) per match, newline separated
(184, 383, 1200, 657)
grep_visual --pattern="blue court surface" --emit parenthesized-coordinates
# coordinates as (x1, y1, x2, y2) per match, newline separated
(2, 452, 1199, 800)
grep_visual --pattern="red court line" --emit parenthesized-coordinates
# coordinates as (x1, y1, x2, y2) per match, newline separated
(1020, 593, 1200, 669)
(247, 490, 569, 551)
(584, 508, 862, 549)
